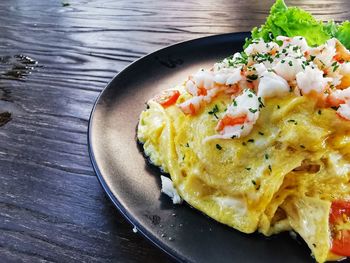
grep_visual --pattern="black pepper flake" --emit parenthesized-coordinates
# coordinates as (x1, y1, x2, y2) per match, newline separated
(318, 110, 322, 115)
(277, 105, 280, 109)
(312, 243, 317, 248)
(331, 106, 339, 110)
(258, 131, 264, 136)
(288, 119, 296, 123)
(185, 143, 189, 147)
(245, 167, 251, 171)
(300, 145, 305, 149)
(242, 142, 247, 146)
(251, 180, 256, 185)
(216, 144, 222, 150)
(231, 135, 237, 139)
(268, 165, 272, 172)
(248, 139, 255, 143)
(241, 125, 244, 130)
(265, 154, 269, 160)
(310, 55, 316, 61)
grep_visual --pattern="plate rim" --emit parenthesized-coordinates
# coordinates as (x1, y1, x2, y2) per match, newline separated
(88, 32, 250, 263)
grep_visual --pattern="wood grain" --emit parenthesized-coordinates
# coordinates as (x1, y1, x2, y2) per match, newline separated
(1, 0, 350, 262)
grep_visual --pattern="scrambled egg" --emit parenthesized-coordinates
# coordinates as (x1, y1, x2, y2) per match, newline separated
(137, 36, 350, 262)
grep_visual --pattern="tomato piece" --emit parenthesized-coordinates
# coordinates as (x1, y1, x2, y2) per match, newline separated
(330, 200, 350, 256)
(216, 115, 247, 132)
(154, 90, 180, 108)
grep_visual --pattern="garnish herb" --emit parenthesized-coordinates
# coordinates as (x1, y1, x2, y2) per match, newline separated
(333, 64, 340, 72)
(258, 97, 265, 108)
(208, 104, 220, 119)
(249, 108, 258, 113)
(247, 74, 258, 81)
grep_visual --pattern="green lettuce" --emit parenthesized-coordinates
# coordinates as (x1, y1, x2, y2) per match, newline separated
(245, 0, 350, 49)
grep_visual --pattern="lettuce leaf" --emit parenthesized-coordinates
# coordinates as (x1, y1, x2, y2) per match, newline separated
(245, 0, 350, 50)
(336, 21, 350, 49)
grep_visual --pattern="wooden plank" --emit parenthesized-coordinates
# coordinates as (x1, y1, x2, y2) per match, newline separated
(1, 0, 350, 262)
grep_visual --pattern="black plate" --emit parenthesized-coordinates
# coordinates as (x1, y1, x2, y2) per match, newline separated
(88, 32, 314, 263)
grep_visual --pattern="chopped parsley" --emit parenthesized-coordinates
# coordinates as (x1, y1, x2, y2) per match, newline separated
(268, 165, 272, 172)
(208, 104, 219, 119)
(258, 97, 265, 108)
(233, 100, 237, 106)
(249, 108, 258, 113)
(248, 93, 253, 98)
(216, 144, 222, 150)
(247, 74, 258, 81)
(331, 106, 339, 110)
(288, 61, 293, 67)
(309, 55, 316, 61)
(333, 64, 340, 72)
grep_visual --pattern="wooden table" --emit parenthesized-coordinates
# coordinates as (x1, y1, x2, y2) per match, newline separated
(1, 0, 349, 262)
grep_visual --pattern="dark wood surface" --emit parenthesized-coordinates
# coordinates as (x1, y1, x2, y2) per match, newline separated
(1, 0, 350, 262)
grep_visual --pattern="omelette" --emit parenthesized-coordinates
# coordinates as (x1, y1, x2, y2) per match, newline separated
(137, 1, 350, 262)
